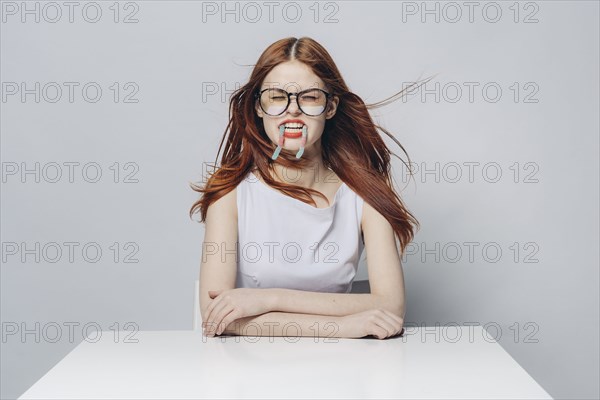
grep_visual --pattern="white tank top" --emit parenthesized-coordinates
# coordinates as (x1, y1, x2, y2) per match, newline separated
(236, 170, 365, 293)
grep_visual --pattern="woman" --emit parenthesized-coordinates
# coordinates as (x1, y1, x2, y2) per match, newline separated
(190, 37, 431, 339)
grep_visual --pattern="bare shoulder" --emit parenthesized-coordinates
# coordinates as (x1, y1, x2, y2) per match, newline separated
(203, 186, 238, 266)
(362, 200, 393, 238)
(206, 186, 238, 226)
(361, 200, 377, 222)
(361, 199, 374, 230)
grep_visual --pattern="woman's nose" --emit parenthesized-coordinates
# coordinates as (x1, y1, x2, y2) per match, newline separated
(287, 97, 301, 114)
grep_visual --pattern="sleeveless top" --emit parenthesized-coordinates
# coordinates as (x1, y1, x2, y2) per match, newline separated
(236, 170, 365, 293)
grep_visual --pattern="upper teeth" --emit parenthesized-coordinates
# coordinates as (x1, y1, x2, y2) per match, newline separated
(284, 123, 303, 129)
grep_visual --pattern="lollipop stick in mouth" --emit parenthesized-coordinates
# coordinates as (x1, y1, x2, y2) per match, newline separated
(271, 125, 285, 160)
(295, 125, 307, 159)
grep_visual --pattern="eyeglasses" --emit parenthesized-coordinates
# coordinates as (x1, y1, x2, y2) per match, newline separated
(255, 88, 332, 117)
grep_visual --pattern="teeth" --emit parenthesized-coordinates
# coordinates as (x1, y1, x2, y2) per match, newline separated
(283, 123, 304, 129)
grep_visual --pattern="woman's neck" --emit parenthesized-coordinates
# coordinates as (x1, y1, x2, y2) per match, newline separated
(271, 159, 332, 189)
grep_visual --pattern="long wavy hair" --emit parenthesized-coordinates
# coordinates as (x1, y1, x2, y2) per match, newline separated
(189, 37, 435, 256)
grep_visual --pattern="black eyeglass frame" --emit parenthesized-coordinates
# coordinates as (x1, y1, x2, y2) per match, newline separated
(254, 87, 334, 116)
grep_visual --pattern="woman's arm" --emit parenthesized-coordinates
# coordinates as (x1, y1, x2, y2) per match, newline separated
(218, 309, 404, 339)
(220, 311, 343, 337)
(199, 187, 239, 322)
(268, 288, 403, 318)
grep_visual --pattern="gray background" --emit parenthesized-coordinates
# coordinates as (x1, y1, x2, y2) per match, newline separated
(1, 1, 598, 399)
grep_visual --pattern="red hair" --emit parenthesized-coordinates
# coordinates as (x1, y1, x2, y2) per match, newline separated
(189, 37, 435, 256)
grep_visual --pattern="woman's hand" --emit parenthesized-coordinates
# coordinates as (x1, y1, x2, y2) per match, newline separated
(339, 309, 405, 339)
(203, 288, 274, 336)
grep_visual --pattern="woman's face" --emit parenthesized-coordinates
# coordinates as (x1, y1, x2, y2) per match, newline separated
(255, 60, 338, 157)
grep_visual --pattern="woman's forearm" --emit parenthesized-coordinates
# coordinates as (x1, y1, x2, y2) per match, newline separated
(267, 288, 404, 318)
(220, 311, 344, 338)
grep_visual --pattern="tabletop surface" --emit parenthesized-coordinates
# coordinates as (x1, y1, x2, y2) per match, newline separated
(19, 326, 552, 399)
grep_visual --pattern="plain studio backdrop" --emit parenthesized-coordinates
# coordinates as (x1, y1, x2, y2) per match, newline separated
(1, 1, 598, 399)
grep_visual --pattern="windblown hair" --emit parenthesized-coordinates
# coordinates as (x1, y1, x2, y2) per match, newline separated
(189, 36, 435, 256)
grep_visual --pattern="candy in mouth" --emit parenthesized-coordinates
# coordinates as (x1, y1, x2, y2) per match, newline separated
(271, 125, 308, 160)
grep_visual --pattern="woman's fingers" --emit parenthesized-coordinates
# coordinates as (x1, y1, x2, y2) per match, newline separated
(371, 310, 404, 339)
(382, 310, 404, 335)
(217, 309, 238, 335)
(371, 323, 392, 339)
(204, 290, 230, 327)
(208, 303, 232, 334)
(372, 313, 397, 338)
(211, 305, 234, 335)
(385, 310, 405, 326)
(205, 299, 227, 334)
(371, 324, 390, 340)
(203, 294, 220, 328)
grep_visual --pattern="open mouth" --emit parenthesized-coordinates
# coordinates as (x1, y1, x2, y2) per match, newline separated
(272, 123, 308, 160)
(279, 123, 306, 138)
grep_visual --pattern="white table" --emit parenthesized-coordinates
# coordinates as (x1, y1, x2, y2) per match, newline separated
(19, 325, 552, 399)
